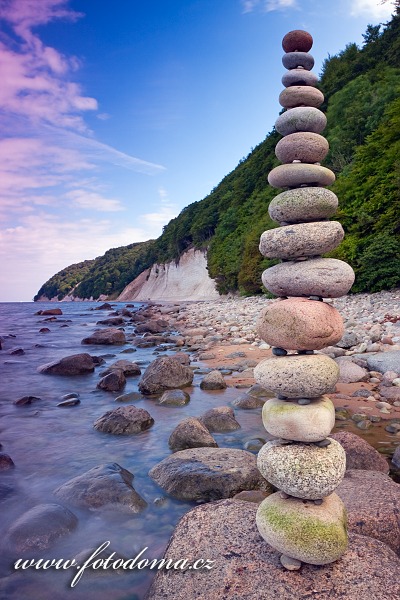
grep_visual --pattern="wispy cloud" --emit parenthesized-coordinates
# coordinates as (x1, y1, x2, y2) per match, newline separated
(349, 0, 395, 19)
(241, 0, 297, 13)
(0, 0, 168, 300)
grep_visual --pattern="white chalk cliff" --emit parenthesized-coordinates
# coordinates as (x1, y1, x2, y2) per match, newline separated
(117, 248, 219, 302)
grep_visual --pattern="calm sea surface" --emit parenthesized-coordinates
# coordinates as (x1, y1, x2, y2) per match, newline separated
(0, 301, 269, 600)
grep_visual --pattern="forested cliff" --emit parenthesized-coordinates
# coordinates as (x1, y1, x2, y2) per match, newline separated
(35, 13, 400, 301)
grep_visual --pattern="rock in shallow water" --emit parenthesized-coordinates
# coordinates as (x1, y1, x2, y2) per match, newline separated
(257, 439, 346, 499)
(262, 396, 335, 442)
(138, 356, 193, 395)
(37, 353, 95, 375)
(6, 504, 78, 552)
(262, 257, 354, 298)
(97, 369, 126, 391)
(157, 389, 190, 406)
(259, 221, 344, 259)
(93, 405, 154, 434)
(168, 417, 218, 451)
(256, 492, 347, 565)
(200, 370, 227, 390)
(256, 298, 344, 351)
(254, 354, 340, 398)
(149, 447, 270, 501)
(53, 463, 147, 513)
(199, 406, 240, 432)
(81, 328, 126, 345)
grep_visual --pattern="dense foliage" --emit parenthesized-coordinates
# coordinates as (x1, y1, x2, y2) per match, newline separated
(35, 12, 400, 301)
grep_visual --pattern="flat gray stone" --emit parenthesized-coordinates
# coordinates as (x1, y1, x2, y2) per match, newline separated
(149, 448, 269, 501)
(282, 51, 315, 70)
(366, 351, 400, 374)
(275, 106, 326, 136)
(262, 258, 354, 298)
(282, 69, 318, 87)
(259, 221, 344, 259)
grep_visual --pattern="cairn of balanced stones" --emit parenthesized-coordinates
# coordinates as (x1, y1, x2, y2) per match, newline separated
(253, 30, 355, 570)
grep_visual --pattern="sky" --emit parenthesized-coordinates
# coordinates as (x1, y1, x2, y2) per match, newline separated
(0, 0, 396, 301)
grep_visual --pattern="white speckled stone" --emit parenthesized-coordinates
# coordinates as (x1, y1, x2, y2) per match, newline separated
(268, 164, 335, 188)
(257, 439, 346, 499)
(256, 492, 348, 565)
(275, 107, 327, 136)
(262, 258, 355, 298)
(262, 396, 335, 442)
(256, 298, 344, 351)
(282, 69, 318, 88)
(259, 222, 344, 259)
(268, 187, 338, 223)
(275, 132, 329, 164)
(279, 86, 324, 109)
(254, 354, 340, 398)
(282, 52, 315, 71)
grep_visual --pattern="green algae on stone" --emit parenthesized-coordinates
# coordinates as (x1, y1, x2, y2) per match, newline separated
(256, 492, 348, 565)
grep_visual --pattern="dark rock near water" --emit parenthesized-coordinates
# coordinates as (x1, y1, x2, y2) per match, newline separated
(6, 503, 77, 552)
(115, 391, 144, 403)
(100, 359, 141, 377)
(199, 406, 240, 432)
(97, 370, 126, 392)
(200, 370, 227, 390)
(53, 463, 147, 513)
(138, 357, 193, 395)
(0, 453, 15, 470)
(96, 316, 125, 326)
(94, 303, 113, 310)
(146, 499, 400, 600)
(93, 406, 154, 434)
(38, 353, 95, 375)
(135, 320, 168, 334)
(337, 469, 400, 555)
(157, 389, 190, 406)
(9, 347, 24, 355)
(149, 447, 269, 501)
(169, 417, 218, 451)
(330, 431, 389, 473)
(13, 395, 41, 406)
(81, 328, 126, 345)
(36, 308, 62, 316)
(39, 327, 50, 333)
(232, 393, 267, 409)
(57, 398, 80, 407)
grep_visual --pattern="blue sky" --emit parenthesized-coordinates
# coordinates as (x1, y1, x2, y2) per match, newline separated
(0, 0, 395, 301)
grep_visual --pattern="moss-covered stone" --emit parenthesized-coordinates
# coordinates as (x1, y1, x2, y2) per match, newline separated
(256, 492, 348, 564)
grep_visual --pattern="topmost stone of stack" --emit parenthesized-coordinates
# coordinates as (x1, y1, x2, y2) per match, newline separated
(282, 30, 313, 53)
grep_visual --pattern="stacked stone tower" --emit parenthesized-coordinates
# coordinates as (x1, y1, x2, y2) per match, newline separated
(253, 30, 355, 569)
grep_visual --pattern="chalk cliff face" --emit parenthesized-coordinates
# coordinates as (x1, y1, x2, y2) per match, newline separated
(117, 248, 219, 302)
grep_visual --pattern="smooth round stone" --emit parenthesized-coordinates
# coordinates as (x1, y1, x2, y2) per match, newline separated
(259, 222, 344, 259)
(256, 298, 344, 351)
(282, 30, 313, 53)
(275, 107, 327, 136)
(275, 132, 329, 164)
(262, 258, 355, 298)
(256, 492, 348, 565)
(254, 354, 340, 398)
(268, 187, 337, 223)
(282, 52, 314, 71)
(279, 86, 324, 109)
(262, 396, 335, 442)
(282, 69, 318, 88)
(257, 439, 346, 499)
(268, 164, 335, 188)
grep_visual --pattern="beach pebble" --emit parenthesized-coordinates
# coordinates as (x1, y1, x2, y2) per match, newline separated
(268, 163, 335, 188)
(262, 258, 354, 298)
(262, 396, 335, 442)
(282, 51, 314, 70)
(256, 492, 347, 565)
(157, 389, 190, 406)
(257, 439, 346, 499)
(254, 354, 339, 398)
(138, 356, 193, 395)
(275, 106, 326, 136)
(257, 298, 344, 351)
(259, 222, 344, 260)
(279, 86, 324, 109)
(199, 406, 240, 432)
(282, 69, 318, 88)
(334, 357, 369, 383)
(275, 132, 328, 164)
(280, 555, 301, 570)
